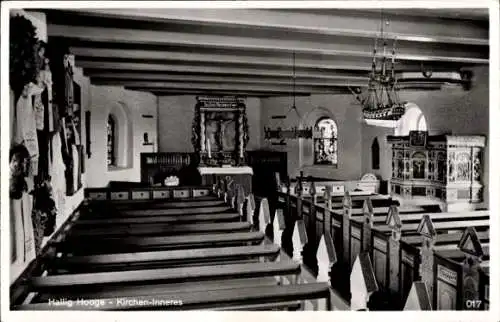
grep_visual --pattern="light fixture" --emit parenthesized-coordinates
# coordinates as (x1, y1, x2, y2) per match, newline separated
(264, 52, 313, 144)
(349, 10, 406, 128)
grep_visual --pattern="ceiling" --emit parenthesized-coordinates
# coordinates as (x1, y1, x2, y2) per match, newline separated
(40, 8, 489, 97)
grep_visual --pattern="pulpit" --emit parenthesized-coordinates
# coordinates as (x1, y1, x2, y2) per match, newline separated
(192, 96, 252, 192)
(387, 131, 486, 211)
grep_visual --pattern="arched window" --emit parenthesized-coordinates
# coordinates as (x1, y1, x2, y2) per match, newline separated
(371, 138, 380, 170)
(313, 117, 338, 165)
(395, 105, 427, 136)
(107, 115, 116, 167)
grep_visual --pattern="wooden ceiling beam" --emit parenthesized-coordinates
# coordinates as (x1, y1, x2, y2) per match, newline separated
(77, 61, 368, 80)
(70, 47, 468, 72)
(88, 73, 368, 87)
(126, 87, 312, 97)
(47, 24, 488, 64)
(92, 80, 350, 94)
(60, 9, 488, 46)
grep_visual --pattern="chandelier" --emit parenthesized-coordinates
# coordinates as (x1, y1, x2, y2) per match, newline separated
(350, 11, 406, 128)
(264, 52, 313, 144)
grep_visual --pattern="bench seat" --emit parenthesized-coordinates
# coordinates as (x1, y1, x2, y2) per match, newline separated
(69, 222, 252, 237)
(54, 244, 278, 269)
(111, 200, 226, 210)
(60, 231, 265, 254)
(86, 206, 233, 218)
(75, 212, 240, 225)
(15, 283, 330, 311)
(370, 210, 489, 224)
(376, 219, 489, 233)
(30, 261, 301, 290)
(402, 231, 490, 245)
(33, 277, 280, 302)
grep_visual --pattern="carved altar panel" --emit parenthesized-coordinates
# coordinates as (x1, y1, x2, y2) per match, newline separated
(192, 96, 248, 167)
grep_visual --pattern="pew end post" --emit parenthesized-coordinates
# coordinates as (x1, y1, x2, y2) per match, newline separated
(342, 191, 353, 265)
(273, 209, 286, 249)
(350, 252, 378, 311)
(362, 198, 374, 252)
(292, 219, 308, 265)
(458, 226, 486, 309)
(386, 205, 403, 306)
(404, 281, 432, 310)
(417, 215, 437, 309)
(246, 193, 256, 227)
(258, 198, 271, 235)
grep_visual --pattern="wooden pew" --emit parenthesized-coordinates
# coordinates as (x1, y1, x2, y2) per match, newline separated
(73, 212, 241, 226)
(56, 231, 267, 255)
(406, 224, 489, 310)
(350, 252, 378, 311)
(108, 199, 226, 210)
(267, 199, 349, 311)
(52, 244, 281, 272)
(67, 222, 253, 238)
(32, 277, 282, 302)
(364, 207, 489, 309)
(29, 261, 301, 291)
(82, 205, 236, 218)
(16, 178, 341, 312)
(85, 185, 214, 203)
(15, 283, 331, 311)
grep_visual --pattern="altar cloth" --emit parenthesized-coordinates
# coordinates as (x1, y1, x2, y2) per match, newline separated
(197, 166, 253, 176)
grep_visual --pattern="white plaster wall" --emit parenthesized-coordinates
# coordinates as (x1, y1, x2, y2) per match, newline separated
(260, 95, 363, 180)
(86, 86, 157, 187)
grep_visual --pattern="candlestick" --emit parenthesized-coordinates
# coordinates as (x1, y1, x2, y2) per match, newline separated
(207, 138, 211, 159)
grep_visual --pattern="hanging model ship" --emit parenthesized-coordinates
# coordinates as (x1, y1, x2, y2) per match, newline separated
(350, 19, 407, 128)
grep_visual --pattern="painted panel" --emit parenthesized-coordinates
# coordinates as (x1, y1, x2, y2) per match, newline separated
(437, 265, 458, 286)
(153, 190, 170, 199)
(132, 191, 150, 200)
(193, 189, 209, 197)
(88, 192, 107, 200)
(173, 189, 190, 199)
(437, 280, 457, 310)
(373, 248, 387, 287)
(350, 238, 361, 268)
(110, 191, 129, 200)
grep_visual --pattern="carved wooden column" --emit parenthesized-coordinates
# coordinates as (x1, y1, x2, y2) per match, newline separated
(342, 191, 352, 265)
(458, 227, 485, 309)
(417, 215, 437, 308)
(387, 205, 403, 301)
(362, 198, 374, 252)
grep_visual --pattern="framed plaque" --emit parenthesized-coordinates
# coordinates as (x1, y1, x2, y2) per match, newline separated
(409, 131, 428, 147)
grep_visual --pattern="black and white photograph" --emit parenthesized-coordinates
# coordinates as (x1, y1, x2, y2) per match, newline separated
(2, 0, 499, 320)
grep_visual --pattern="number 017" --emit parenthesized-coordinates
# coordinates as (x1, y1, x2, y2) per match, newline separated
(466, 300, 482, 309)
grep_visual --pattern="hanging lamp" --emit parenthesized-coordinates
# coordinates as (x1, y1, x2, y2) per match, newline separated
(264, 52, 313, 143)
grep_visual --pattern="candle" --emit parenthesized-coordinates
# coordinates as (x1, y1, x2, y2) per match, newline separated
(207, 138, 211, 159)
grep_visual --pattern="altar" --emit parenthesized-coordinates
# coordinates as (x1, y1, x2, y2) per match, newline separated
(198, 166, 253, 194)
(192, 96, 253, 193)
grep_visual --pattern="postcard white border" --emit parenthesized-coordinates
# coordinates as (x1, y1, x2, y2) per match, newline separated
(1, 1, 499, 322)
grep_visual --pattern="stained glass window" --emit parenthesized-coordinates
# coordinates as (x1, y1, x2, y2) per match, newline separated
(107, 115, 116, 167)
(372, 138, 380, 170)
(314, 117, 338, 165)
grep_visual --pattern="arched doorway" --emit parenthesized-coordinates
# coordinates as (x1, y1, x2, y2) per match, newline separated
(395, 104, 427, 136)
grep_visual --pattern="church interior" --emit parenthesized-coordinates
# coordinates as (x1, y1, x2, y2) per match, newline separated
(7, 5, 494, 313)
